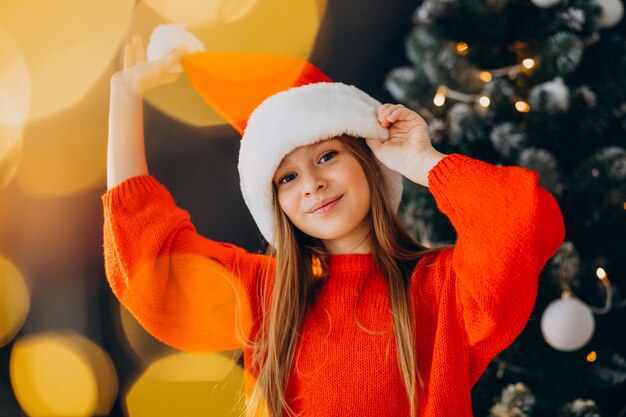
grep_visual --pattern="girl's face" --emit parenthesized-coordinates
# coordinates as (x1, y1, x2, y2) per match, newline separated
(273, 138, 372, 254)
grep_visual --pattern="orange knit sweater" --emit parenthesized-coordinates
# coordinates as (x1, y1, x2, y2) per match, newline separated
(102, 154, 565, 416)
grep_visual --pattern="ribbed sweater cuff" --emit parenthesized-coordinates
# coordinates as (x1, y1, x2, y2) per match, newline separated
(428, 153, 467, 188)
(101, 175, 163, 209)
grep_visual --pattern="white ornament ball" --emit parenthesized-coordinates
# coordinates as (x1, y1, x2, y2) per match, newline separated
(596, 0, 624, 28)
(530, 0, 562, 9)
(541, 297, 595, 352)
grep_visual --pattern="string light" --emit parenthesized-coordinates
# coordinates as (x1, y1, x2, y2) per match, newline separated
(586, 351, 598, 362)
(558, 262, 613, 315)
(590, 268, 612, 314)
(433, 86, 447, 106)
(479, 71, 493, 82)
(456, 42, 469, 56)
(478, 96, 491, 108)
(522, 58, 536, 70)
(478, 58, 537, 81)
(515, 100, 531, 112)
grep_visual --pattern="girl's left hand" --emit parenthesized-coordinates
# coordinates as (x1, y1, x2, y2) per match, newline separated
(366, 103, 435, 176)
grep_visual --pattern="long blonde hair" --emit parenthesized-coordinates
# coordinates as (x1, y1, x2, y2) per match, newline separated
(244, 136, 444, 417)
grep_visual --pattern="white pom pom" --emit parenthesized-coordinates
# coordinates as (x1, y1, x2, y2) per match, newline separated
(146, 24, 205, 72)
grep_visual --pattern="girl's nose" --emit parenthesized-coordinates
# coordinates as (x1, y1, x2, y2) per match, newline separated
(302, 173, 327, 195)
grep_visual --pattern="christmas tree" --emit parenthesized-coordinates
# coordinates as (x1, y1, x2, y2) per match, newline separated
(386, 0, 626, 416)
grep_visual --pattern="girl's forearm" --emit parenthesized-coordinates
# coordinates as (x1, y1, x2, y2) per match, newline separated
(106, 76, 149, 190)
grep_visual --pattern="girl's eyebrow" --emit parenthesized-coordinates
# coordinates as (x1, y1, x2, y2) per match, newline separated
(276, 140, 337, 170)
(276, 158, 292, 170)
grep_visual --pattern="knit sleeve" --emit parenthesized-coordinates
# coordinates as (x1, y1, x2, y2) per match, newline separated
(427, 154, 565, 384)
(102, 174, 273, 353)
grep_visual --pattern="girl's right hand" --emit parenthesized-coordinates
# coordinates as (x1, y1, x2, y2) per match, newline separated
(111, 35, 188, 96)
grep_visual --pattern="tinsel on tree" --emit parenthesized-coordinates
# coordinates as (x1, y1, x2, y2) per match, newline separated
(386, 0, 626, 416)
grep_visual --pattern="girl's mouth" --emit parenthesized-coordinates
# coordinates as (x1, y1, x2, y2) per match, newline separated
(309, 195, 343, 214)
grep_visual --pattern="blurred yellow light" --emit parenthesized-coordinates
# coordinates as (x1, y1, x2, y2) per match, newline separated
(0, 0, 135, 121)
(0, 256, 30, 348)
(0, 90, 24, 191)
(121, 253, 253, 354)
(479, 71, 493, 82)
(126, 352, 246, 416)
(596, 267, 607, 280)
(515, 100, 531, 113)
(119, 304, 177, 365)
(434, 93, 446, 107)
(14, 86, 109, 197)
(522, 58, 536, 70)
(10, 333, 118, 416)
(143, 0, 258, 26)
(0, 28, 30, 120)
(456, 42, 469, 56)
(478, 96, 491, 108)
(154, 352, 236, 381)
(138, 0, 328, 127)
(623, 201, 626, 210)
(586, 351, 597, 362)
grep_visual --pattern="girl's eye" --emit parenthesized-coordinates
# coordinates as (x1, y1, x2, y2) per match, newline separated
(278, 173, 297, 184)
(319, 151, 337, 163)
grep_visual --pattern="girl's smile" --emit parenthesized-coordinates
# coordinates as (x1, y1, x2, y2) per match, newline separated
(308, 195, 343, 214)
(273, 138, 372, 254)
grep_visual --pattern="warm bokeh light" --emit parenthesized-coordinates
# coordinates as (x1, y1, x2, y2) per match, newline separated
(125, 352, 246, 416)
(455, 42, 469, 56)
(478, 96, 491, 108)
(122, 253, 253, 353)
(10, 332, 118, 417)
(479, 71, 493, 82)
(14, 62, 112, 197)
(515, 100, 531, 113)
(151, 352, 237, 381)
(0, 89, 24, 191)
(0, 0, 134, 121)
(522, 58, 536, 70)
(0, 255, 30, 348)
(132, 0, 328, 127)
(596, 267, 607, 280)
(0, 27, 30, 122)
(119, 304, 177, 364)
(586, 351, 598, 362)
(433, 87, 446, 107)
(143, 0, 259, 27)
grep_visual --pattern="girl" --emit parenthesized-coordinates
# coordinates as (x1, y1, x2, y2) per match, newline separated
(103, 36, 565, 417)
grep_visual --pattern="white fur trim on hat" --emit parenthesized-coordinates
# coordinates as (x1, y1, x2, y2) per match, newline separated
(238, 82, 403, 245)
(146, 24, 204, 72)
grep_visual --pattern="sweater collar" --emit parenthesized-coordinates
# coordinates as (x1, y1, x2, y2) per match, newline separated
(328, 253, 374, 273)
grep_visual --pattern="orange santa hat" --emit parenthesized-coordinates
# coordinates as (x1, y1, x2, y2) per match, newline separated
(146, 24, 402, 245)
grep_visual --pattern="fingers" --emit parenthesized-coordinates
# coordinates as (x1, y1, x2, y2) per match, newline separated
(163, 48, 188, 65)
(123, 36, 145, 69)
(123, 42, 134, 69)
(133, 35, 146, 64)
(378, 103, 420, 127)
(159, 48, 189, 74)
(365, 137, 383, 151)
(378, 103, 407, 126)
